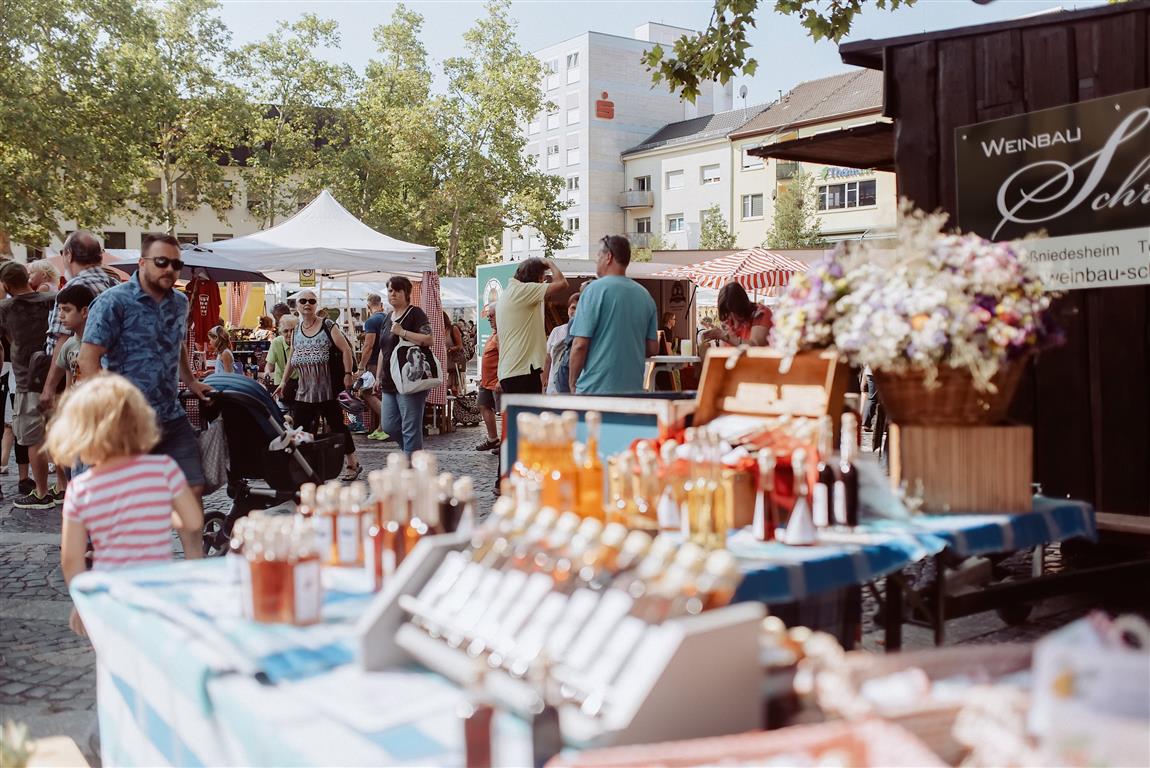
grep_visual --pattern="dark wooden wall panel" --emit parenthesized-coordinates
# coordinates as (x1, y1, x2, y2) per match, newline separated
(884, 7, 1150, 514)
(936, 39, 976, 219)
(890, 42, 939, 210)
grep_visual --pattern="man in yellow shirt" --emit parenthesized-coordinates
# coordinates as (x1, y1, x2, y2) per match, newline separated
(495, 257, 568, 394)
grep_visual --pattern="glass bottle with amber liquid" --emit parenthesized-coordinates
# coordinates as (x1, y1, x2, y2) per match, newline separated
(577, 411, 604, 520)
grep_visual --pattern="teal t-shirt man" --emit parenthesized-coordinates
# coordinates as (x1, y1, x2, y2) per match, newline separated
(568, 236, 658, 394)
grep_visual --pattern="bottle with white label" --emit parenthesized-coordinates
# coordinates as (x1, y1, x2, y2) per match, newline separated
(783, 449, 818, 546)
(336, 484, 366, 566)
(312, 484, 336, 565)
(291, 524, 323, 626)
(836, 412, 861, 528)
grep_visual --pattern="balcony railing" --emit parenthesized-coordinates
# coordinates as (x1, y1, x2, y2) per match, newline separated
(626, 231, 657, 249)
(618, 190, 655, 209)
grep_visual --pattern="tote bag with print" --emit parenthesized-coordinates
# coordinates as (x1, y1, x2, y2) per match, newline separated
(390, 339, 442, 395)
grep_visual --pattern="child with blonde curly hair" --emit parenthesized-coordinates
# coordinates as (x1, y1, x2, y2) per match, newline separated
(46, 373, 203, 635)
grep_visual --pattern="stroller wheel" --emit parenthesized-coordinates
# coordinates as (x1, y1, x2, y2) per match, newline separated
(202, 511, 231, 557)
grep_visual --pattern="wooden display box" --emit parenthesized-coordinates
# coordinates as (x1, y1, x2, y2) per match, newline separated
(888, 424, 1033, 514)
(695, 349, 849, 446)
(695, 349, 849, 526)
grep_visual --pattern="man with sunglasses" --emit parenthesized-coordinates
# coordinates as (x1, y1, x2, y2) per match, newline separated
(79, 232, 213, 505)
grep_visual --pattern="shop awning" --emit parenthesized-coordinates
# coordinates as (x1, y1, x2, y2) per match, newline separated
(748, 121, 895, 172)
(655, 248, 810, 291)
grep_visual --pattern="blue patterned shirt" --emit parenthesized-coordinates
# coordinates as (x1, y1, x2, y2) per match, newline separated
(83, 274, 189, 423)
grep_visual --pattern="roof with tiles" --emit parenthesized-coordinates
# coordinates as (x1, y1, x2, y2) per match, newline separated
(623, 102, 773, 155)
(729, 69, 883, 139)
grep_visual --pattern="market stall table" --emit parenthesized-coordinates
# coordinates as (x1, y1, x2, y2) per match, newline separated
(70, 561, 535, 767)
(642, 355, 701, 392)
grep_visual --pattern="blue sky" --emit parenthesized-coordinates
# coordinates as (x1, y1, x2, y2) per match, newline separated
(216, 1, 1104, 101)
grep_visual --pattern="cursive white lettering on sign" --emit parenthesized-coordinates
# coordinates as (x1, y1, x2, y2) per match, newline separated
(993, 108, 1150, 240)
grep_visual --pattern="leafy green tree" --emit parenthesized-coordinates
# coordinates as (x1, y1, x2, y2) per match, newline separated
(764, 170, 828, 249)
(234, 15, 357, 227)
(435, 0, 568, 276)
(0, 0, 158, 253)
(699, 204, 736, 249)
(643, 0, 914, 100)
(632, 232, 675, 263)
(321, 5, 444, 247)
(136, 0, 250, 236)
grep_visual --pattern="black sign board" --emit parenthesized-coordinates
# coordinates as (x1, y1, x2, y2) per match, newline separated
(955, 88, 1150, 240)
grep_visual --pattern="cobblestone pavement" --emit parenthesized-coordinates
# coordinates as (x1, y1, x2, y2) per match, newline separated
(0, 422, 1117, 759)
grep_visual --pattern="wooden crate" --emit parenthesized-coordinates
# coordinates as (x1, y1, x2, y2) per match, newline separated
(695, 349, 850, 447)
(888, 424, 1033, 514)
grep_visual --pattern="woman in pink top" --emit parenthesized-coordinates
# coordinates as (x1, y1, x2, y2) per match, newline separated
(45, 373, 203, 636)
(701, 281, 773, 347)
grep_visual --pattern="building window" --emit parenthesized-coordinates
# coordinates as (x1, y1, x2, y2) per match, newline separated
(512, 238, 526, 252)
(546, 112, 560, 130)
(145, 178, 162, 198)
(175, 178, 198, 207)
(817, 179, 877, 211)
(566, 106, 580, 125)
(701, 164, 721, 185)
(635, 175, 651, 191)
(635, 217, 652, 234)
(776, 161, 800, 180)
(528, 117, 541, 135)
(246, 191, 262, 214)
(546, 143, 560, 170)
(212, 233, 231, 242)
(566, 52, 579, 69)
(666, 214, 685, 233)
(665, 170, 684, 190)
(546, 58, 560, 89)
(529, 235, 542, 250)
(103, 231, 127, 249)
(566, 147, 580, 166)
(566, 216, 580, 232)
(566, 176, 580, 191)
(177, 233, 198, 245)
(741, 193, 764, 219)
(741, 147, 764, 170)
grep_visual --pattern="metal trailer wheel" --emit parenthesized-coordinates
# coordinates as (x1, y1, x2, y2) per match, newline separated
(994, 577, 1036, 625)
(202, 511, 230, 557)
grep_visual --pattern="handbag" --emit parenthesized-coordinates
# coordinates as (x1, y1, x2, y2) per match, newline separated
(198, 417, 229, 494)
(321, 320, 347, 394)
(390, 338, 442, 394)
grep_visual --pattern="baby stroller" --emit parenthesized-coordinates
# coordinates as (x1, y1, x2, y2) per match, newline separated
(199, 374, 345, 555)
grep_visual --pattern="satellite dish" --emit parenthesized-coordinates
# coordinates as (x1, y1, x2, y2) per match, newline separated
(739, 85, 748, 99)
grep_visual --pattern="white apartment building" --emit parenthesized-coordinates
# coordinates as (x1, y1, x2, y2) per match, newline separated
(729, 70, 896, 247)
(503, 23, 733, 262)
(10, 167, 265, 261)
(620, 104, 771, 250)
(614, 69, 896, 255)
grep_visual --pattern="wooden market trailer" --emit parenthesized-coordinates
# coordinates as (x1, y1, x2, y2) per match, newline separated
(760, 3, 1150, 520)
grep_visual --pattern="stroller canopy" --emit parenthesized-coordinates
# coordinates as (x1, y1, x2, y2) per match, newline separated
(203, 373, 285, 437)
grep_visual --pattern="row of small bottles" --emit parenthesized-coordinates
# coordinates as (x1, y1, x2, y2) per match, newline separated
(298, 450, 476, 591)
(766, 412, 861, 546)
(231, 513, 323, 625)
(511, 411, 604, 520)
(408, 494, 741, 711)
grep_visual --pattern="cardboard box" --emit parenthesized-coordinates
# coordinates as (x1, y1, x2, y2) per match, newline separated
(888, 424, 1033, 514)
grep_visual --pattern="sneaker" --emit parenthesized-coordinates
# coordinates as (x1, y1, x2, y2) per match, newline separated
(17, 478, 35, 496)
(13, 490, 55, 510)
(48, 485, 66, 506)
(367, 429, 389, 441)
(475, 438, 500, 451)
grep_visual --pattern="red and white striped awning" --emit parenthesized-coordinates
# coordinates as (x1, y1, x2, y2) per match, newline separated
(656, 248, 810, 291)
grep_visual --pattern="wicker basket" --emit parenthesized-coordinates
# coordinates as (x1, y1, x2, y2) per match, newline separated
(874, 358, 1028, 425)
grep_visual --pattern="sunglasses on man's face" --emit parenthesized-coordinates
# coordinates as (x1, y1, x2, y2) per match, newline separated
(297, 298, 317, 305)
(144, 256, 185, 272)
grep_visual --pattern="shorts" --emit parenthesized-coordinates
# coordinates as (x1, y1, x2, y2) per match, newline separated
(477, 386, 500, 412)
(153, 416, 205, 489)
(12, 392, 45, 445)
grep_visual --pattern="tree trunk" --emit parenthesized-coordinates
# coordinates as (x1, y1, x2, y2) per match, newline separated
(0, 229, 11, 257)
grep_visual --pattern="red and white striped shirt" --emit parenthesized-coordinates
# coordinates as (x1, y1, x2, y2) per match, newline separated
(64, 455, 188, 570)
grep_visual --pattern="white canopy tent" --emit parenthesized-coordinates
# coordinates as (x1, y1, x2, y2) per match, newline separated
(203, 190, 436, 280)
(202, 190, 439, 332)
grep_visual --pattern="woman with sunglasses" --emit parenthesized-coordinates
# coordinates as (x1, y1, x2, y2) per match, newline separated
(274, 290, 362, 480)
(373, 276, 434, 456)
